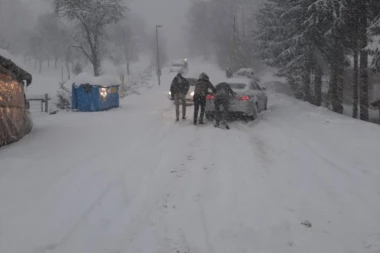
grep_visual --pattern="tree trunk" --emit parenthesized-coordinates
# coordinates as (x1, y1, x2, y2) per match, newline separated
(66, 59, 71, 80)
(92, 34, 100, 77)
(126, 60, 130, 76)
(314, 64, 323, 106)
(39, 59, 43, 73)
(359, 49, 369, 121)
(353, 49, 359, 118)
(93, 57, 100, 77)
(331, 35, 344, 114)
(359, 5, 369, 121)
(336, 48, 344, 114)
(302, 63, 312, 103)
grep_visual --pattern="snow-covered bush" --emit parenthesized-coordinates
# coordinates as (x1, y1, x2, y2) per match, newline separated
(123, 65, 154, 96)
(56, 80, 71, 110)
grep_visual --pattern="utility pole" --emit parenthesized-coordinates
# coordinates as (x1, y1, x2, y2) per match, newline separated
(156, 25, 162, 85)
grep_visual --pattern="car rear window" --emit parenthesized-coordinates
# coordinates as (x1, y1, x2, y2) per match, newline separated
(172, 63, 182, 67)
(229, 83, 247, 90)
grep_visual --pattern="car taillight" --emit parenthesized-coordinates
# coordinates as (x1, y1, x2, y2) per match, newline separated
(206, 94, 215, 100)
(239, 95, 250, 101)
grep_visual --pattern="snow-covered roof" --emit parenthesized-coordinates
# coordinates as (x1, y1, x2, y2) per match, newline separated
(73, 73, 120, 87)
(0, 48, 14, 60)
(0, 48, 32, 86)
(172, 58, 186, 64)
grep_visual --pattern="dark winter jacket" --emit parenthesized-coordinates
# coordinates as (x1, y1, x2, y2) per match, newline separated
(226, 68, 233, 78)
(215, 82, 235, 100)
(170, 75, 190, 95)
(194, 78, 216, 97)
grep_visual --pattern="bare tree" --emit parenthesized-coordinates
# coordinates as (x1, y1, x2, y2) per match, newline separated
(53, 0, 127, 76)
(108, 22, 140, 75)
(0, 38, 11, 50)
(36, 14, 70, 69)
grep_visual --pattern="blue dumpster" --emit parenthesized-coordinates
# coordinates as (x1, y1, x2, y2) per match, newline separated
(72, 83, 120, 112)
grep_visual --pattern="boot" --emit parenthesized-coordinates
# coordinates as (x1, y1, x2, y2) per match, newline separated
(194, 118, 197, 125)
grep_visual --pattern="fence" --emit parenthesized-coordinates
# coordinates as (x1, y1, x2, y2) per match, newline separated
(26, 94, 51, 113)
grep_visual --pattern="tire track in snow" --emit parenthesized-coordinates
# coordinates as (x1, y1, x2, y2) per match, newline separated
(33, 118, 176, 253)
(102, 124, 201, 253)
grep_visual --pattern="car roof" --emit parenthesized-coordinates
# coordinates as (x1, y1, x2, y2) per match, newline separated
(172, 59, 185, 63)
(225, 77, 253, 86)
(235, 68, 254, 73)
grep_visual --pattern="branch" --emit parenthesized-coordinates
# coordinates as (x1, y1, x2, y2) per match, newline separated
(0, 38, 11, 50)
(72, 44, 90, 60)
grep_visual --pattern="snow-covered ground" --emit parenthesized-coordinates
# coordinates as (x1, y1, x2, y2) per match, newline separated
(1, 59, 380, 253)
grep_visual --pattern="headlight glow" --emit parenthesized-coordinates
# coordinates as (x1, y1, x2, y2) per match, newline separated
(169, 91, 171, 95)
(191, 91, 194, 96)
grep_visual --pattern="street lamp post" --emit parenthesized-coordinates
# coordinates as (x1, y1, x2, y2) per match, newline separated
(156, 25, 162, 86)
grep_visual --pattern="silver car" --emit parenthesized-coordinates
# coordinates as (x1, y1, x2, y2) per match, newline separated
(205, 77, 268, 120)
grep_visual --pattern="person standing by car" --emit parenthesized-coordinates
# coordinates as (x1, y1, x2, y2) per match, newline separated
(170, 73, 190, 121)
(214, 82, 236, 129)
(226, 68, 233, 78)
(193, 73, 216, 125)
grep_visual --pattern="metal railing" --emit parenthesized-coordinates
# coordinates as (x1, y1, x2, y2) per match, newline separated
(26, 94, 51, 113)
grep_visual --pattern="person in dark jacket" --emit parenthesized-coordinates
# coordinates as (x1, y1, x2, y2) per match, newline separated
(214, 82, 236, 129)
(193, 73, 216, 125)
(226, 68, 233, 78)
(170, 73, 190, 121)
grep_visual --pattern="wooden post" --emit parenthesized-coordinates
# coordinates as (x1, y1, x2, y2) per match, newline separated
(45, 94, 49, 113)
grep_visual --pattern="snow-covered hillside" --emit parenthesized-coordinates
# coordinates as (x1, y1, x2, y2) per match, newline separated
(1, 59, 380, 253)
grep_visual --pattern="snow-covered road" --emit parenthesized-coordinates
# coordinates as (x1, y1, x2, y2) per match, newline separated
(1, 60, 380, 253)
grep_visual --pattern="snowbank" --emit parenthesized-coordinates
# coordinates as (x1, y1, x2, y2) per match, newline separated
(73, 73, 121, 87)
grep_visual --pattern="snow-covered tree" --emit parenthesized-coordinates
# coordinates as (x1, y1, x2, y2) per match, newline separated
(187, 0, 261, 71)
(107, 15, 145, 75)
(53, 0, 127, 76)
(35, 14, 70, 69)
(255, 0, 380, 120)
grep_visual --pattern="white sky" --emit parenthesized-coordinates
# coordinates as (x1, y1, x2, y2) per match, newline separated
(13, 0, 190, 60)
(129, 0, 191, 59)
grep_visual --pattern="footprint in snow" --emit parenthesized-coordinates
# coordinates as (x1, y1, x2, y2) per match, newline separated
(301, 220, 312, 228)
